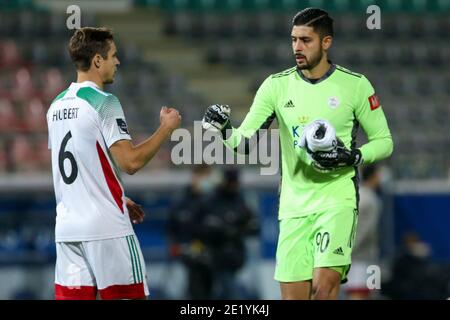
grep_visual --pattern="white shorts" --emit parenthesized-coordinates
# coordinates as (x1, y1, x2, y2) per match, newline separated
(55, 235, 149, 300)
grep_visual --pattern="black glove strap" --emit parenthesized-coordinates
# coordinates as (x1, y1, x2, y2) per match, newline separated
(312, 148, 362, 168)
(221, 121, 232, 140)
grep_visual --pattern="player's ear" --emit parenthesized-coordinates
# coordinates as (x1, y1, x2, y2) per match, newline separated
(93, 53, 102, 69)
(322, 35, 333, 50)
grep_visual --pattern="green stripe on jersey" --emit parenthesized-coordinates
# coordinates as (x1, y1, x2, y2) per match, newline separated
(51, 89, 69, 103)
(76, 87, 109, 112)
(272, 67, 296, 78)
(336, 65, 362, 78)
(76, 87, 123, 122)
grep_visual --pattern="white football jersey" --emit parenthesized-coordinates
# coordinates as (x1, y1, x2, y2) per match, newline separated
(47, 81, 134, 242)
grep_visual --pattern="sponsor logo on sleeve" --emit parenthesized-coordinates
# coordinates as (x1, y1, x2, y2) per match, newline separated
(116, 118, 129, 134)
(368, 94, 381, 110)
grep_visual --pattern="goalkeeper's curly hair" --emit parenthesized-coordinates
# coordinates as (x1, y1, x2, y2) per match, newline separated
(292, 8, 334, 39)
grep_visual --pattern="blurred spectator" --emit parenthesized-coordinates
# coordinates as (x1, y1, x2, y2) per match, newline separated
(9, 135, 38, 173)
(41, 68, 64, 102)
(12, 67, 36, 101)
(0, 98, 20, 132)
(382, 233, 450, 299)
(22, 97, 46, 132)
(35, 136, 51, 171)
(167, 164, 218, 299)
(206, 168, 259, 299)
(167, 166, 258, 299)
(344, 165, 382, 300)
(0, 140, 7, 172)
(0, 40, 21, 69)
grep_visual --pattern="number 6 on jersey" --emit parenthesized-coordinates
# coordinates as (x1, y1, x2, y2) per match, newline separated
(58, 131, 78, 185)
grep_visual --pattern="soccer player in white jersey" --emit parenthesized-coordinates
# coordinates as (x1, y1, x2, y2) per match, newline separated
(46, 27, 181, 300)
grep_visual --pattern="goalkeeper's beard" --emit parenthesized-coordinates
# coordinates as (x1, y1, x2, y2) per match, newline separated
(296, 48, 323, 71)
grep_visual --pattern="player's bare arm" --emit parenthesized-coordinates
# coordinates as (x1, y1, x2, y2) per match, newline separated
(110, 106, 181, 174)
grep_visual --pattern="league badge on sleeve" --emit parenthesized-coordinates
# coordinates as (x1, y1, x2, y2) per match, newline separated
(368, 94, 381, 110)
(116, 118, 129, 134)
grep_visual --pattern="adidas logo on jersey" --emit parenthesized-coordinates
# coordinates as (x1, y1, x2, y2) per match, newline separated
(283, 100, 295, 108)
(333, 247, 344, 256)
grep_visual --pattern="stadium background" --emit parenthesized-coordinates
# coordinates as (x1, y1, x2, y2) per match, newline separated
(0, 0, 449, 299)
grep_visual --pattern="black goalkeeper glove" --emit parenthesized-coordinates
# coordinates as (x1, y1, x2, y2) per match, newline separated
(202, 104, 232, 135)
(311, 140, 363, 170)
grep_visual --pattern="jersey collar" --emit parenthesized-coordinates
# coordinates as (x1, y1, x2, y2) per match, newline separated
(70, 81, 102, 90)
(296, 61, 336, 85)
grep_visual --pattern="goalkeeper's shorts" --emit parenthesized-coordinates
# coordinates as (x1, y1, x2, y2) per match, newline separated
(55, 235, 149, 300)
(274, 206, 358, 283)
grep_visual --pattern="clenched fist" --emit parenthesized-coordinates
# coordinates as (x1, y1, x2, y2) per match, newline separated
(160, 106, 181, 132)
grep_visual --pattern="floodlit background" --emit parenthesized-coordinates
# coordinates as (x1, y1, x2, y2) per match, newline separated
(0, 0, 449, 299)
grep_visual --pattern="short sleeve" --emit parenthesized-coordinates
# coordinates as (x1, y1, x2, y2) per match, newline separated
(99, 95, 132, 148)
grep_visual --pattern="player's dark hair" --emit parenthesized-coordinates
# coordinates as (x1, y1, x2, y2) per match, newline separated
(68, 27, 114, 72)
(292, 8, 334, 38)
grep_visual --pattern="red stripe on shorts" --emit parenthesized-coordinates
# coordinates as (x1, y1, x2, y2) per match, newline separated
(345, 287, 371, 296)
(99, 283, 146, 300)
(55, 284, 97, 300)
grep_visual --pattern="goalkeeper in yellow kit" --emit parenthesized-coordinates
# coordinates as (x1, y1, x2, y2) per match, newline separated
(202, 8, 393, 299)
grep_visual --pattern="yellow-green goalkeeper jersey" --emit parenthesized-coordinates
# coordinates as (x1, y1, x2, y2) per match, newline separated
(223, 64, 393, 219)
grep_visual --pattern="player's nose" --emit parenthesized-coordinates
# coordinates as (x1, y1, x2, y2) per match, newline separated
(294, 42, 304, 52)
